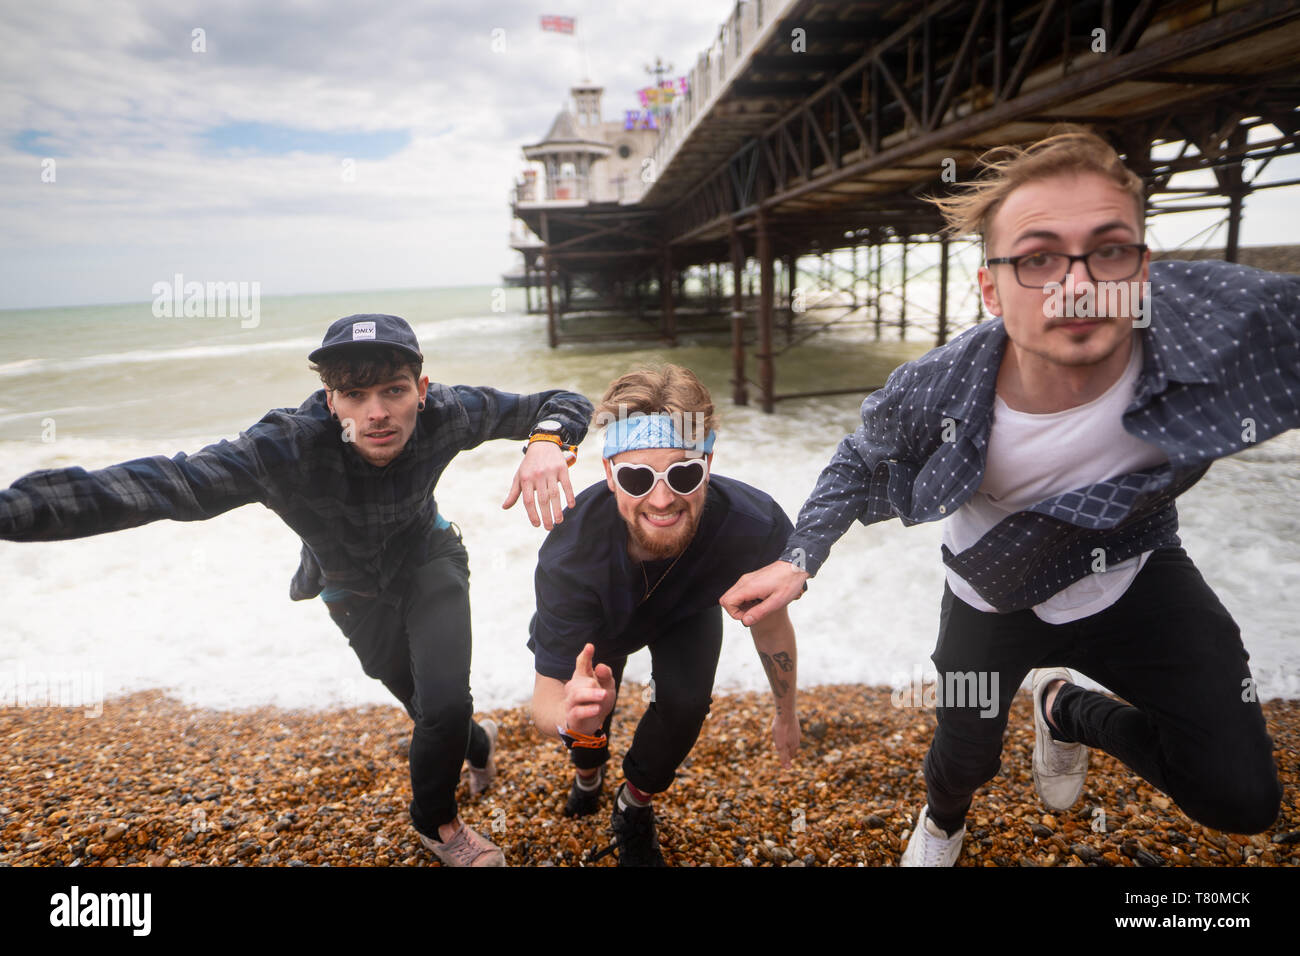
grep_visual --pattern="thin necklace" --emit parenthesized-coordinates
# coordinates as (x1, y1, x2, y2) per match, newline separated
(639, 551, 684, 604)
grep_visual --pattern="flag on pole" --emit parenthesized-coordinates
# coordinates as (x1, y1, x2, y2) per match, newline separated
(540, 15, 576, 34)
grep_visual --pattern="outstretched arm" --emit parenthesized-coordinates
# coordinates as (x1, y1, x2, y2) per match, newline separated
(453, 385, 593, 450)
(0, 427, 278, 542)
(721, 367, 919, 626)
(750, 606, 799, 768)
(777, 368, 921, 577)
(449, 384, 594, 531)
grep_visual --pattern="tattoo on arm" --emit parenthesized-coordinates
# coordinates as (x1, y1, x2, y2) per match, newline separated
(772, 651, 793, 672)
(759, 652, 790, 698)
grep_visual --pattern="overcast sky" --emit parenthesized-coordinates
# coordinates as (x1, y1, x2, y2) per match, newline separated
(1, 0, 1295, 310)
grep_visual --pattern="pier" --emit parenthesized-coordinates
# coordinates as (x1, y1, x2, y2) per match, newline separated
(510, 0, 1300, 411)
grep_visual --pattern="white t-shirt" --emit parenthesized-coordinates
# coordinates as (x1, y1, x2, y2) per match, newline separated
(943, 333, 1169, 623)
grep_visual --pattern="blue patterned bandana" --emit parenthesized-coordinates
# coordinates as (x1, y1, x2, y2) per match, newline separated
(601, 412, 717, 459)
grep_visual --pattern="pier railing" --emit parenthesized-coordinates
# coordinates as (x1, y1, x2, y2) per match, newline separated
(650, 0, 799, 191)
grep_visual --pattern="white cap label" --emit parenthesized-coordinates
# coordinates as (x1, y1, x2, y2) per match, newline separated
(352, 321, 376, 340)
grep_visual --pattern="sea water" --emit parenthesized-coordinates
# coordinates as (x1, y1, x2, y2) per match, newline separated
(1, 286, 1296, 711)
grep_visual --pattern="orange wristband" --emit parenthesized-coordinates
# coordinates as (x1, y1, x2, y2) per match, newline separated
(558, 725, 607, 750)
(524, 433, 578, 466)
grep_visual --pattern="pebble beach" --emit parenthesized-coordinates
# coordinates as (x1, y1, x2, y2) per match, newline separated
(2, 685, 1297, 868)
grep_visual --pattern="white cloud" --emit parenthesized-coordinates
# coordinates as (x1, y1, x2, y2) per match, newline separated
(0, 0, 727, 307)
(0, 0, 1294, 309)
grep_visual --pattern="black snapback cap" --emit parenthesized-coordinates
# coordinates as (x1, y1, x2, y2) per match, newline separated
(308, 314, 423, 363)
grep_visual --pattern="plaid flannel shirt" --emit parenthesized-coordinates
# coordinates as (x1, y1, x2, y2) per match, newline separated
(779, 259, 1300, 612)
(0, 383, 593, 600)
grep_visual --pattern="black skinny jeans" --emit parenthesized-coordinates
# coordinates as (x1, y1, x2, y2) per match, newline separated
(569, 607, 725, 794)
(323, 525, 490, 837)
(923, 546, 1282, 835)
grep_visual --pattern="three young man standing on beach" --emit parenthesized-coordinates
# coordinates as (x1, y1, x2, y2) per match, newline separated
(722, 128, 1299, 865)
(6, 126, 1296, 869)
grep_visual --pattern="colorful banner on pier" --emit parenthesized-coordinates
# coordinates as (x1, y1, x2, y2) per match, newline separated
(625, 77, 689, 128)
(637, 77, 689, 112)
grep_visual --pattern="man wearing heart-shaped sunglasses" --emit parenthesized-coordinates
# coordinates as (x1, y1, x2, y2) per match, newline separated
(527, 365, 802, 866)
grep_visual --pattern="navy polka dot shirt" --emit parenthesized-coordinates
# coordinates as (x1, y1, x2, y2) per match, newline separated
(779, 259, 1300, 612)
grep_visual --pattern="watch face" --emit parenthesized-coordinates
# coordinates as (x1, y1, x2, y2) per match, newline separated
(536, 419, 562, 431)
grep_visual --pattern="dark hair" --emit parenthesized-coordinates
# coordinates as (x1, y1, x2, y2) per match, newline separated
(309, 346, 423, 392)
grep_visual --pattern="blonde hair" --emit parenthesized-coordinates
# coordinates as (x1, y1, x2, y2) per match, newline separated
(595, 364, 717, 440)
(927, 125, 1146, 252)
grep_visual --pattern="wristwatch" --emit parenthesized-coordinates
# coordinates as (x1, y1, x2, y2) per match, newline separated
(529, 419, 571, 444)
(525, 419, 578, 465)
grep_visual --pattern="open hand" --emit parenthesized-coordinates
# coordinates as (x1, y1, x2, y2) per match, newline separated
(503, 441, 575, 530)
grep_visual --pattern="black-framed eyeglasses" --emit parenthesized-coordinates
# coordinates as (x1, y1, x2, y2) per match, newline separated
(986, 243, 1148, 288)
(611, 459, 708, 498)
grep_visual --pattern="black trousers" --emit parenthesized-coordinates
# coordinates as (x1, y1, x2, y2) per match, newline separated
(924, 546, 1282, 835)
(323, 525, 489, 837)
(569, 607, 724, 794)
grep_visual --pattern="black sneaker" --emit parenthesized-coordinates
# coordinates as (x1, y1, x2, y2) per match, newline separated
(590, 785, 666, 867)
(564, 774, 603, 818)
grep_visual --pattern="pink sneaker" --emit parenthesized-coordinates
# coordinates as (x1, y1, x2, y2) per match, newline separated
(418, 822, 506, 867)
(468, 718, 498, 797)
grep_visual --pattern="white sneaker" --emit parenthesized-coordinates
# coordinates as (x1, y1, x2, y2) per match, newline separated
(1031, 667, 1089, 810)
(468, 718, 498, 797)
(900, 805, 965, 867)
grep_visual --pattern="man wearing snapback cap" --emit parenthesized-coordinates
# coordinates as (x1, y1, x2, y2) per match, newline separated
(0, 312, 593, 867)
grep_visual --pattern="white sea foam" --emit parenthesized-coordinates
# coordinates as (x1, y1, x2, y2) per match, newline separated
(1, 292, 1297, 713)
(0, 337, 322, 379)
(0, 358, 42, 376)
(2, 426, 1296, 714)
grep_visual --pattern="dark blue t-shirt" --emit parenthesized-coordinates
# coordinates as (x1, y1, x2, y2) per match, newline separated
(527, 473, 794, 681)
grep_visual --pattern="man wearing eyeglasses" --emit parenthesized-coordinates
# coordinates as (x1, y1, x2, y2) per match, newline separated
(527, 365, 801, 866)
(722, 126, 1298, 865)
